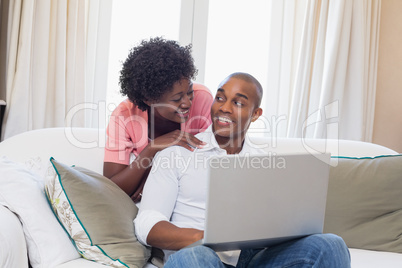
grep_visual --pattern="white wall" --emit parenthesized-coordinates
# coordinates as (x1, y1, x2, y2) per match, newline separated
(373, 0, 402, 153)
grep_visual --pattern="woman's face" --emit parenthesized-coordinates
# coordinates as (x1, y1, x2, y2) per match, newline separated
(150, 78, 194, 124)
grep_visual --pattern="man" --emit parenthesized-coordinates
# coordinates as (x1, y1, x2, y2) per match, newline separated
(135, 72, 351, 267)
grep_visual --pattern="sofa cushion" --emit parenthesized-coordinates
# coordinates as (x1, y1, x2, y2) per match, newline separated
(45, 157, 151, 268)
(0, 205, 29, 268)
(0, 157, 80, 268)
(324, 154, 402, 253)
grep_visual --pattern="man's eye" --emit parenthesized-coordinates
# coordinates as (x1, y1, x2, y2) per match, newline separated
(234, 101, 244, 107)
(216, 96, 223, 101)
(171, 98, 181, 102)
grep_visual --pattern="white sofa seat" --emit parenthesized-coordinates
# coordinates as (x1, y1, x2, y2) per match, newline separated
(0, 127, 401, 267)
(350, 248, 402, 268)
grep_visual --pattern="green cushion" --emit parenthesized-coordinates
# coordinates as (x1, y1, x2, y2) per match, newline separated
(45, 157, 150, 267)
(324, 154, 402, 253)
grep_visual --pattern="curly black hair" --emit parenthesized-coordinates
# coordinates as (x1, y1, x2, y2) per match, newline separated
(119, 37, 198, 111)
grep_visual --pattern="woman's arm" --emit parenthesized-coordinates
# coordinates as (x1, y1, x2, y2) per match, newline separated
(103, 144, 157, 201)
(104, 130, 206, 201)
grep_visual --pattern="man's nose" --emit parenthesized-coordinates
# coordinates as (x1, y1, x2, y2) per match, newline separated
(219, 100, 232, 113)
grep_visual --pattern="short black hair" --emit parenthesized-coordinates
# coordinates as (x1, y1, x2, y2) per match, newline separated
(119, 37, 198, 111)
(223, 72, 263, 107)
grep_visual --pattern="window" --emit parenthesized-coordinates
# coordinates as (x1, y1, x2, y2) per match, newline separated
(203, 0, 271, 96)
(106, 0, 181, 110)
(106, 0, 298, 138)
(107, 0, 271, 107)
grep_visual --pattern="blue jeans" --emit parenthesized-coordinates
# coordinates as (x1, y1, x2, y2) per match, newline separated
(164, 234, 351, 268)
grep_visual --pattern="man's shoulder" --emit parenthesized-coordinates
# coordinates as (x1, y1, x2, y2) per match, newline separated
(154, 144, 193, 159)
(195, 128, 213, 144)
(243, 135, 269, 155)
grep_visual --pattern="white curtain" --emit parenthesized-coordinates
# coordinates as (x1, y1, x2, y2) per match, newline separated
(265, 0, 381, 142)
(84, 0, 112, 129)
(1, 0, 112, 141)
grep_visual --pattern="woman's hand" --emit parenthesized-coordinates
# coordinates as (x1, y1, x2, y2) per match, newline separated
(131, 177, 146, 203)
(104, 130, 206, 203)
(149, 130, 206, 152)
(129, 131, 206, 202)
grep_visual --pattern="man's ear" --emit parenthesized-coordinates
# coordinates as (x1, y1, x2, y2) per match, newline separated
(251, 108, 263, 122)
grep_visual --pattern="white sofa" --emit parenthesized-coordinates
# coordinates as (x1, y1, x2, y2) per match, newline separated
(0, 127, 401, 267)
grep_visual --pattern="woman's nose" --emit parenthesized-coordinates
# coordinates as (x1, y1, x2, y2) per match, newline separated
(180, 94, 192, 108)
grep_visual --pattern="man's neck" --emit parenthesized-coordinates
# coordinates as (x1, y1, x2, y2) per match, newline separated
(214, 134, 245, 155)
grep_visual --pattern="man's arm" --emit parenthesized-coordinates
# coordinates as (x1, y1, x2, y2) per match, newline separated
(146, 221, 203, 250)
(135, 147, 202, 249)
(104, 133, 205, 202)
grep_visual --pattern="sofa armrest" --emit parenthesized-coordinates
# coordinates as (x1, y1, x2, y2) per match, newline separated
(0, 205, 28, 267)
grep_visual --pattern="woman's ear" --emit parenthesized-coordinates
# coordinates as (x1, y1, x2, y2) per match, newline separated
(251, 108, 263, 122)
(143, 100, 154, 106)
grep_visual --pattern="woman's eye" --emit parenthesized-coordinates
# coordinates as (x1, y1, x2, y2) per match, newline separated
(171, 98, 181, 102)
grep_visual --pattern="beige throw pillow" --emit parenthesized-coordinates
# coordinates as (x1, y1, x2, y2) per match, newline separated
(324, 155, 402, 253)
(45, 157, 151, 268)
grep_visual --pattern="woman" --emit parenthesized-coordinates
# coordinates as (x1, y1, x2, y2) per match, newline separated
(103, 37, 213, 202)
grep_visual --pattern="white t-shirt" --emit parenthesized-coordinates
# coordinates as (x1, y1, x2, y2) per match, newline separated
(134, 125, 267, 266)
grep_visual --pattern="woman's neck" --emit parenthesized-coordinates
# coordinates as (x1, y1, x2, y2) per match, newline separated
(147, 110, 180, 139)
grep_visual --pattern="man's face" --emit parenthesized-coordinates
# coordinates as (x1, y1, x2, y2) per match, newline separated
(211, 77, 262, 140)
(151, 78, 194, 123)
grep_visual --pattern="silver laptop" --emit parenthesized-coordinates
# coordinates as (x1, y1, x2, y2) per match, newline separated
(188, 152, 331, 251)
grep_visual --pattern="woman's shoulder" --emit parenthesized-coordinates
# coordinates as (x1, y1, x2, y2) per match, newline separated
(190, 84, 213, 115)
(111, 98, 146, 117)
(193, 83, 213, 97)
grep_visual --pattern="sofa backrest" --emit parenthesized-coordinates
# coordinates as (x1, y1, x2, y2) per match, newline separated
(248, 136, 397, 157)
(0, 127, 397, 176)
(0, 128, 105, 175)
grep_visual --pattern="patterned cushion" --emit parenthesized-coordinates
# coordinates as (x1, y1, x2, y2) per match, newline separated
(45, 157, 150, 267)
